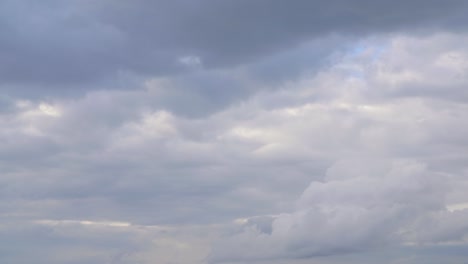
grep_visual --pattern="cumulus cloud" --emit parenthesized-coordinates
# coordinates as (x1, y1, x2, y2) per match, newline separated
(209, 159, 465, 262)
(203, 34, 468, 263)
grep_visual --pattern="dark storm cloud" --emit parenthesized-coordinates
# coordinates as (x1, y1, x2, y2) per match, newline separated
(1, 0, 468, 94)
(95, 0, 468, 68)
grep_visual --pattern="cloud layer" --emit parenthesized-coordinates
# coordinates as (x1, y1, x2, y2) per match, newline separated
(2, 1, 468, 264)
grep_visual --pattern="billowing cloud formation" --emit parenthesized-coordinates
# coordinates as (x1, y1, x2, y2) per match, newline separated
(210, 159, 468, 262)
(2, 2, 468, 264)
(208, 33, 468, 262)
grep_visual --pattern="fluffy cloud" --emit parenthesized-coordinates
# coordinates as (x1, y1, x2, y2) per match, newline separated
(205, 34, 468, 263)
(209, 159, 461, 262)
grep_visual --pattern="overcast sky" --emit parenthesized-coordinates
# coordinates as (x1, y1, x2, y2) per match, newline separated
(2, 1, 468, 263)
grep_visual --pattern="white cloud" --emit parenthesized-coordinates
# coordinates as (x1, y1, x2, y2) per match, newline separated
(207, 33, 468, 263)
(209, 159, 462, 262)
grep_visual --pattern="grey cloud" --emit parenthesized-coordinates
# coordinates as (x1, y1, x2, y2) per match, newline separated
(0, 219, 213, 264)
(2, 0, 468, 96)
(3, 23, 468, 264)
(3, 32, 468, 227)
(99, 0, 468, 68)
(0, 1, 124, 84)
(4, 0, 468, 126)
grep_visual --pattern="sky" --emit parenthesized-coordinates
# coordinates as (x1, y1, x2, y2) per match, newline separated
(1, 1, 468, 263)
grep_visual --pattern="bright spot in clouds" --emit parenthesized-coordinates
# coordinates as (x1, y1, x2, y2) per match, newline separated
(38, 103, 61, 117)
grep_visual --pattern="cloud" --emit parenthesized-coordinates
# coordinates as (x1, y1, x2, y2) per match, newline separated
(204, 33, 468, 262)
(209, 159, 466, 262)
(3, 33, 468, 224)
(0, 218, 216, 264)
(2, 0, 468, 97)
(2, 4, 468, 263)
